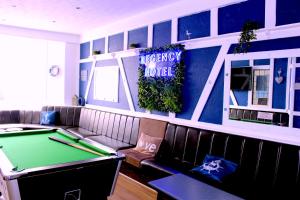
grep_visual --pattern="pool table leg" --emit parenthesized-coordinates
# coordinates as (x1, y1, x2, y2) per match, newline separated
(0, 177, 21, 200)
(110, 160, 123, 196)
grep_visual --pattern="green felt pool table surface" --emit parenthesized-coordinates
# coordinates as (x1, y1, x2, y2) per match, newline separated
(0, 129, 111, 171)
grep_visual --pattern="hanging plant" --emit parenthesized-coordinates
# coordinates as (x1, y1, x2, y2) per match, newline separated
(234, 21, 260, 54)
(138, 44, 185, 112)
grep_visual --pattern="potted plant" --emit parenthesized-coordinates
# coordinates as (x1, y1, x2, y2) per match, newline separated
(129, 43, 140, 49)
(234, 21, 260, 54)
(92, 50, 101, 55)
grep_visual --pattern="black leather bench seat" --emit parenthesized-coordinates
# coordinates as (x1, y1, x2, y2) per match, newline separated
(140, 123, 300, 199)
(87, 135, 134, 150)
(1, 106, 299, 199)
(141, 159, 180, 175)
(67, 127, 95, 139)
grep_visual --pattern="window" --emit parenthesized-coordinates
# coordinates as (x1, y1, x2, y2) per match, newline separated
(0, 34, 47, 109)
(252, 69, 270, 106)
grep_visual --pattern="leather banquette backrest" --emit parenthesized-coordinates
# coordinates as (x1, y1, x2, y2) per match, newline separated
(0, 110, 20, 124)
(41, 106, 81, 126)
(156, 123, 300, 199)
(78, 107, 140, 145)
(0, 106, 82, 126)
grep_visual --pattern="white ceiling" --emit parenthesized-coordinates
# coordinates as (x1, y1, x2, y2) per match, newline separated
(0, 0, 182, 35)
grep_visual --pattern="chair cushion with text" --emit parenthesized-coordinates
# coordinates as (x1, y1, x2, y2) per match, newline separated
(134, 132, 163, 155)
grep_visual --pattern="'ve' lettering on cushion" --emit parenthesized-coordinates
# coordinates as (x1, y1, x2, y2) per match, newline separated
(134, 132, 163, 155)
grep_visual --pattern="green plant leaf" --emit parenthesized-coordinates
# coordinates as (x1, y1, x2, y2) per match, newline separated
(234, 21, 259, 54)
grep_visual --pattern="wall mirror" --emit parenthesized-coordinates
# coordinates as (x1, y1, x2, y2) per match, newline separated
(223, 51, 300, 129)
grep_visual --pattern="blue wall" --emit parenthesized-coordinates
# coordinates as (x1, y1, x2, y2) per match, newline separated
(231, 60, 249, 67)
(176, 46, 221, 119)
(228, 36, 300, 53)
(231, 61, 250, 106)
(294, 69, 300, 112)
(79, 62, 92, 97)
(218, 0, 265, 35)
(276, 0, 300, 26)
(272, 58, 287, 109)
(294, 90, 300, 112)
(93, 38, 105, 54)
(294, 116, 300, 128)
(254, 59, 270, 66)
(128, 27, 148, 49)
(80, 0, 300, 129)
(122, 56, 145, 112)
(153, 21, 171, 48)
(80, 42, 90, 59)
(232, 91, 248, 106)
(108, 33, 124, 53)
(199, 65, 224, 124)
(178, 11, 210, 41)
(296, 68, 300, 83)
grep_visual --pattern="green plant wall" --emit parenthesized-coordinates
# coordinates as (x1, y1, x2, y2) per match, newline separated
(138, 44, 185, 112)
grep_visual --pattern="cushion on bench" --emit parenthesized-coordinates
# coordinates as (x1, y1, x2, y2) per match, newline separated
(119, 118, 167, 167)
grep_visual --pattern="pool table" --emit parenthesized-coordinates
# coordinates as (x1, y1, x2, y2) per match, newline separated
(0, 128, 124, 200)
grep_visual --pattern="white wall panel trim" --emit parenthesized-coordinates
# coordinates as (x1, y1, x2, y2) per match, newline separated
(191, 43, 230, 121)
(84, 59, 97, 100)
(117, 57, 135, 112)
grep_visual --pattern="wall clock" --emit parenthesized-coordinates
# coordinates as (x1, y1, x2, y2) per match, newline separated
(49, 65, 60, 77)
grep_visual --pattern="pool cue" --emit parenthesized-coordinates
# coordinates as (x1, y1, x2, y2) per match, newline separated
(48, 136, 105, 157)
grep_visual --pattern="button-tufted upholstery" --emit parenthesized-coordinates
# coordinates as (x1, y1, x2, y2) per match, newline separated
(141, 123, 300, 199)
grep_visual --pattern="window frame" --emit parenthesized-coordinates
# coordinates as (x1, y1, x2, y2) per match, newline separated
(248, 64, 273, 109)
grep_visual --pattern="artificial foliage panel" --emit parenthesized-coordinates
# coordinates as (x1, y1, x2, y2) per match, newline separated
(138, 44, 185, 112)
